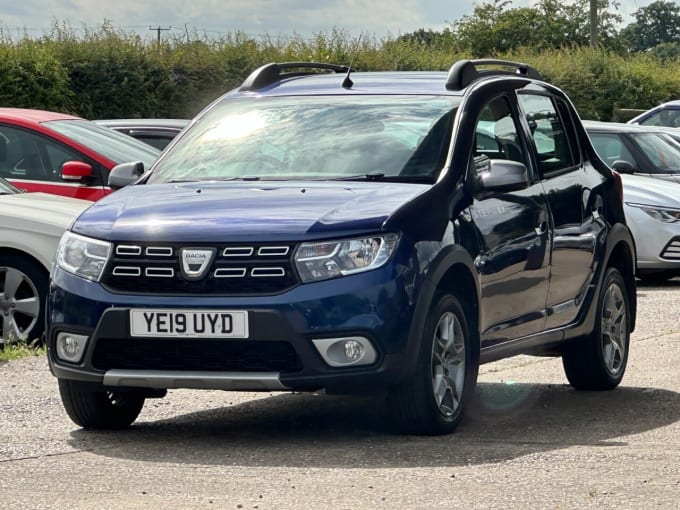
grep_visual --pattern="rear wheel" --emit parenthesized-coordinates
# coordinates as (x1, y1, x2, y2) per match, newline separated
(58, 379, 145, 429)
(388, 294, 479, 435)
(563, 267, 631, 390)
(0, 255, 47, 346)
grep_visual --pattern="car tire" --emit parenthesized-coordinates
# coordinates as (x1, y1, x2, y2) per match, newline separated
(562, 267, 631, 390)
(58, 379, 145, 429)
(0, 254, 48, 346)
(388, 294, 479, 435)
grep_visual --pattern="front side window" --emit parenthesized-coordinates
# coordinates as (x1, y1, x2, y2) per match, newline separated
(0, 125, 82, 182)
(518, 94, 575, 176)
(148, 96, 460, 184)
(631, 132, 680, 173)
(474, 96, 527, 166)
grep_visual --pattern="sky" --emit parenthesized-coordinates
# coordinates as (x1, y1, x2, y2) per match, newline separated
(0, 0, 664, 42)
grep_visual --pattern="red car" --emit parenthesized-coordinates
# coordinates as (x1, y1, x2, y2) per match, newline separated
(0, 108, 159, 201)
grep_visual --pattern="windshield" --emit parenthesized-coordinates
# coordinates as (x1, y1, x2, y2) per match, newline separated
(44, 119, 160, 169)
(0, 176, 19, 194)
(148, 95, 459, 184)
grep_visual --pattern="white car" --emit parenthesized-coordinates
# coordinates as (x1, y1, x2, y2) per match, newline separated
(1, 177, 89, 344)
(622, 174, 680, 282)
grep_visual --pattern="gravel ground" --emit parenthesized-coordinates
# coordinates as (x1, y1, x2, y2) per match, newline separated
(0, 279, 679, 509)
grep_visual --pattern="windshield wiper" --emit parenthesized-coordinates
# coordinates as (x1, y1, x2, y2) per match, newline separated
(331, 173, 386, 181)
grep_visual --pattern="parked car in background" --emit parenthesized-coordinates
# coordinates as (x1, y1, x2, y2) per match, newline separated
(585, 121, 680, 282)
(0, 108, 160, 201)
(627, 100, 680, 127)
(48, 60, 636, 435)
(1, 177, 89, 344)
(583, 120, 680, 183)
(620, 174, 680, 282)
(94, 119, 189, 150)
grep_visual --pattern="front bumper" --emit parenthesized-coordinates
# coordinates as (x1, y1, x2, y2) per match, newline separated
(47, 264, 418, 394)
(626, 208, 680, 270)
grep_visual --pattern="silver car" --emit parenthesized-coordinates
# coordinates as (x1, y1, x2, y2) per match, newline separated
(0, 177, 89, 344)
(621, 174, 680, 282)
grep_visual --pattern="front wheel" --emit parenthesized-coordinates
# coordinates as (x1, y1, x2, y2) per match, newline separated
(0, 255, 47, 345)
(58, 379, 145, 429)
(388, 294, 479, 435)
(563, 267, 631, 390)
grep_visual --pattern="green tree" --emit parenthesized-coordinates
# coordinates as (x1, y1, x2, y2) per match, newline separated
(450, 0, 623, 57)
(621, 0, 680, 52)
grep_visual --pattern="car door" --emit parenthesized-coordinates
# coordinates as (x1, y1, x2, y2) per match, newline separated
(0, 124, 107, 200)
(468, 94, 551, 346)
(518, 91, 605, 329)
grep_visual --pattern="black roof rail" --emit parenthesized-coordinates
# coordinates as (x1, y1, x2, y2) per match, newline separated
(445, 59, 542, 91)
(239, 62, 351, 92)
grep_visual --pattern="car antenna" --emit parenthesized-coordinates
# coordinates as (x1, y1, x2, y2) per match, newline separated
(342, 34, 362, 89)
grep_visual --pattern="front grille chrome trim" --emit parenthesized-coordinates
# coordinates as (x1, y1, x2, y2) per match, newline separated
(258, 246, 290, 256)
(116, 245, 142, 256)
(145, 267, 175, 278)
(222, 247, 254, 257)
(146, 247, 174, 257)
(112, 266, 141, 277)
(251, 267, 286, 277)
(214, 268, 247, 278)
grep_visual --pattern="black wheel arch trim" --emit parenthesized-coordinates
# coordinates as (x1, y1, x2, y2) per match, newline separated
(399, 244, 480, 383)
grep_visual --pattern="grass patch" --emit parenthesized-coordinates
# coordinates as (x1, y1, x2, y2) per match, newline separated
(0, 341, 46, 362)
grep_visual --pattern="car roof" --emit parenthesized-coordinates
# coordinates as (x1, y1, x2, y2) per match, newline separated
(94, 118, 189, 130)
(0, 107, 82, 124)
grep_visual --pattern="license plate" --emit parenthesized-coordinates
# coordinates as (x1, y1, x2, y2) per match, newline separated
(130, 309, 249, 338)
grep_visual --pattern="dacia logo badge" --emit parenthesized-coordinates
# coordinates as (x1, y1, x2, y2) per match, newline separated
(180, 248, 216, 280)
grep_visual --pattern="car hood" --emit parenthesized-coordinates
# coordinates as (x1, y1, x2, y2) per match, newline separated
(0, 192, 90, 236)
(622, 174, 680, 208)
(73, 181, 429, 242)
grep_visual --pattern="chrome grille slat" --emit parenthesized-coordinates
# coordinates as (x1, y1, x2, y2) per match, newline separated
(145, 267, 175, 278)
(258, 246, 290, 256)
(116, 245, 142, 256)
(661, 238, 680, 260)
(112, 266, 141, 277)
(251, 267, 286, 277)
(146, 247, 174, 257)
(214, 268, 248, 278)
(223, 247, 254, 257)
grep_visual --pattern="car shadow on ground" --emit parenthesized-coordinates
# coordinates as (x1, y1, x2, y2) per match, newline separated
(68, 382, 680, 468)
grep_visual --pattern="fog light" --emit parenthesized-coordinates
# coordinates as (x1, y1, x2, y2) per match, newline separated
(312, 336, 377, 367)
(56, 332, 89, 363)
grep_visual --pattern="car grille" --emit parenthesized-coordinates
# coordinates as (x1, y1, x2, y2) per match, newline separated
(91, 338, 303, 373)
(660, 237, 680, 261)
(101, 242, 299, 295)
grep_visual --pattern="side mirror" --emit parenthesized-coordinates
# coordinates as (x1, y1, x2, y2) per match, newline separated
(611, 159, 636, 174)
(476, 159, 530, 193)
(108, 161, 145, 190)
(61, 161, 93, 181)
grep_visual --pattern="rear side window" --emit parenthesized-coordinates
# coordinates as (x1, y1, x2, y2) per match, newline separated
(518, 94, 576, 177)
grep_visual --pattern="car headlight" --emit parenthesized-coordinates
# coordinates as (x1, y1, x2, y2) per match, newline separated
(627, 202, 680, 223)
(294, 233, 400, 283)
(56, 231, 112, 281)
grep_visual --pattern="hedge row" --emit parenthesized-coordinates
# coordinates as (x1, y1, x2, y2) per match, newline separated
(0, 26, 679, 121)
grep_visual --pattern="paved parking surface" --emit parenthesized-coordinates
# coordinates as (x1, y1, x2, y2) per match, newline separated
(1, 280, 679, 509)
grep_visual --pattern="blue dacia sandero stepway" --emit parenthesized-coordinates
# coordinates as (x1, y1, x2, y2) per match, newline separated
(47, 60, 637, 435)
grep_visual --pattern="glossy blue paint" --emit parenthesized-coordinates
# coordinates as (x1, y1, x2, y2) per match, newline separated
(75, 181, 429, 242)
